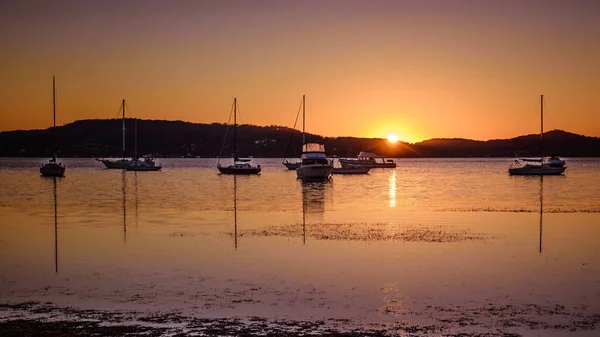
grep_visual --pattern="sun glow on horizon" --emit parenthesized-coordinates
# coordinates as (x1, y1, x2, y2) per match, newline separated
(387, 134, 399, 143)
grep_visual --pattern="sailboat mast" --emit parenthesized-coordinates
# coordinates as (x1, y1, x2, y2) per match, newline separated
(233, 98, 237, 161)
(302, 94, 306, 144)
(540, 95, 543, 139)
(52, 76, 56, 128)
(540, 94, 543, 161)
(122, 99, 126, 158)
(134, 118, 138, 158)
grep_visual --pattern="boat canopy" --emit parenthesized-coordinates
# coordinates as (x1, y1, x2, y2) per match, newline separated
(358, 151, 385, 158)
(303, 143, 326, 153)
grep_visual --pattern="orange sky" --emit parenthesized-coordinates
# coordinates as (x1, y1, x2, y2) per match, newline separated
(1, 1, 598, 143)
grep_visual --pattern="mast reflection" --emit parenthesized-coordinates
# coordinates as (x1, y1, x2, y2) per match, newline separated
(301, 180, 327, 244)
(234, 175, 238, 250)
(122, 169, 127, 244)
(539, 176, 543, 254)
(53, 177, 59, 273)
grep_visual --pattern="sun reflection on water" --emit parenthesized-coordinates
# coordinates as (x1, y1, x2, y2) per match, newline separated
(388, 170, 396, 208)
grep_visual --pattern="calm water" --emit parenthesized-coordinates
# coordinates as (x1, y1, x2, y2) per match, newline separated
(1, 158, 599, 335)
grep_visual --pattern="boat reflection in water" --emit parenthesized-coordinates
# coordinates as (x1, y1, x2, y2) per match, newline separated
(233, 175, 238, 249)
(538, 176, 544, 254)
(301, 180, 328, 245)
(120, 170, 140, 245)
(51, 176, 60, 273)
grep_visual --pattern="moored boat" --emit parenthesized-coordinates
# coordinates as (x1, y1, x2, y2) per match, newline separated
(339, 152, 396, 168)
(296, 143, 333, 181)
(508, 95, 566, 176)
(217, 98, 261, 175)
(41, 76, 66, 177)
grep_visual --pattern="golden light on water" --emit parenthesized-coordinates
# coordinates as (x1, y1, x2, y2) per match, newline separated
(388, 170, 396, 208)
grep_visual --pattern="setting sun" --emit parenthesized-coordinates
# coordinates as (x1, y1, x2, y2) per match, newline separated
(387, 135, 399, 143)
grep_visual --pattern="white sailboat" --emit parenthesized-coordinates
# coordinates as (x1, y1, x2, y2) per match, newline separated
(283, 96, 305, 170)
(217, 98, 261, 175)
(295, 95, 333, 181)
(508, 95, 566, 175)
(40, 76, 66, 177)
(99, 100, 161, 171)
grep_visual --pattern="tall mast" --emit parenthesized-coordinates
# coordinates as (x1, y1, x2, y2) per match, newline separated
(540, 94, 543, 161)
(52, 76, 56, 128)
(302, 94, 306, 144)
(122, 99, 126, 158)
(233, 98, 237, 161)
(540, 95, 543, 139)
(134, 118, 138, 158)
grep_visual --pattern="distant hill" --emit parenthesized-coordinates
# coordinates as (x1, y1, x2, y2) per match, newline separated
(1, 119, 599, 158)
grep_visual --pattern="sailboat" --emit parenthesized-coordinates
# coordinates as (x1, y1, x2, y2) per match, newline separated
(40, 76, 66, 177)
(508, 95, 566, 175)
(282, 96, 305, 170)
(295, 95, 333, 181)
(124, 118, 161, 171)
(99, 99, 135, 169)
(99, 100, 161, 171)
(217, 98, 261, 175)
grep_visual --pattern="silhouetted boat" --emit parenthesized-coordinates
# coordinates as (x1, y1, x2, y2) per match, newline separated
(339, 152, 396, 168)
(40, 76, 66, 177)
(99, 103, 161, 171)
(282, 95, 305, 170)
(217, 98, 261, 175)
(99, 99, 137, 169)
(509, 95, 566, 176)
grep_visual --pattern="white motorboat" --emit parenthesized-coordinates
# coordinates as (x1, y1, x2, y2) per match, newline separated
(339, 152, 396, 168)
(296, 143, 333, 181)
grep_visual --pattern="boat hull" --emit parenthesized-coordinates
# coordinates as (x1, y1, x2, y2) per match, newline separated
(125, 166, 161, 171)
(339, 159, 396, 168)
(40, 163, 65, 177)
(283, 161, 301, 170)
(101, 159, 134, 169)
(508, 165, 566, 176)
(218, 166, 261, 175)
(296, 165, 333, 181)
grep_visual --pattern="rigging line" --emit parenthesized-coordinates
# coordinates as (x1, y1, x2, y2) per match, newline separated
(282, 96, 303, 163)
(114, 101, 123, 119)
(217, 100, 235, 166)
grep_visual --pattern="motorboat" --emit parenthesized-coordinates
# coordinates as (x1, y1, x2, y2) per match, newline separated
(331, 157, 369, 174)
(544, 155, 566, 168)
(124, 155, 161, 171)
(217, 98, 261, 175)
(296, 143, 333, 181)
(41, 77, 66, 177)
(218, 158, 262, 175)
(332, 165, 370, 174)
(339, 151, 396, 168)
